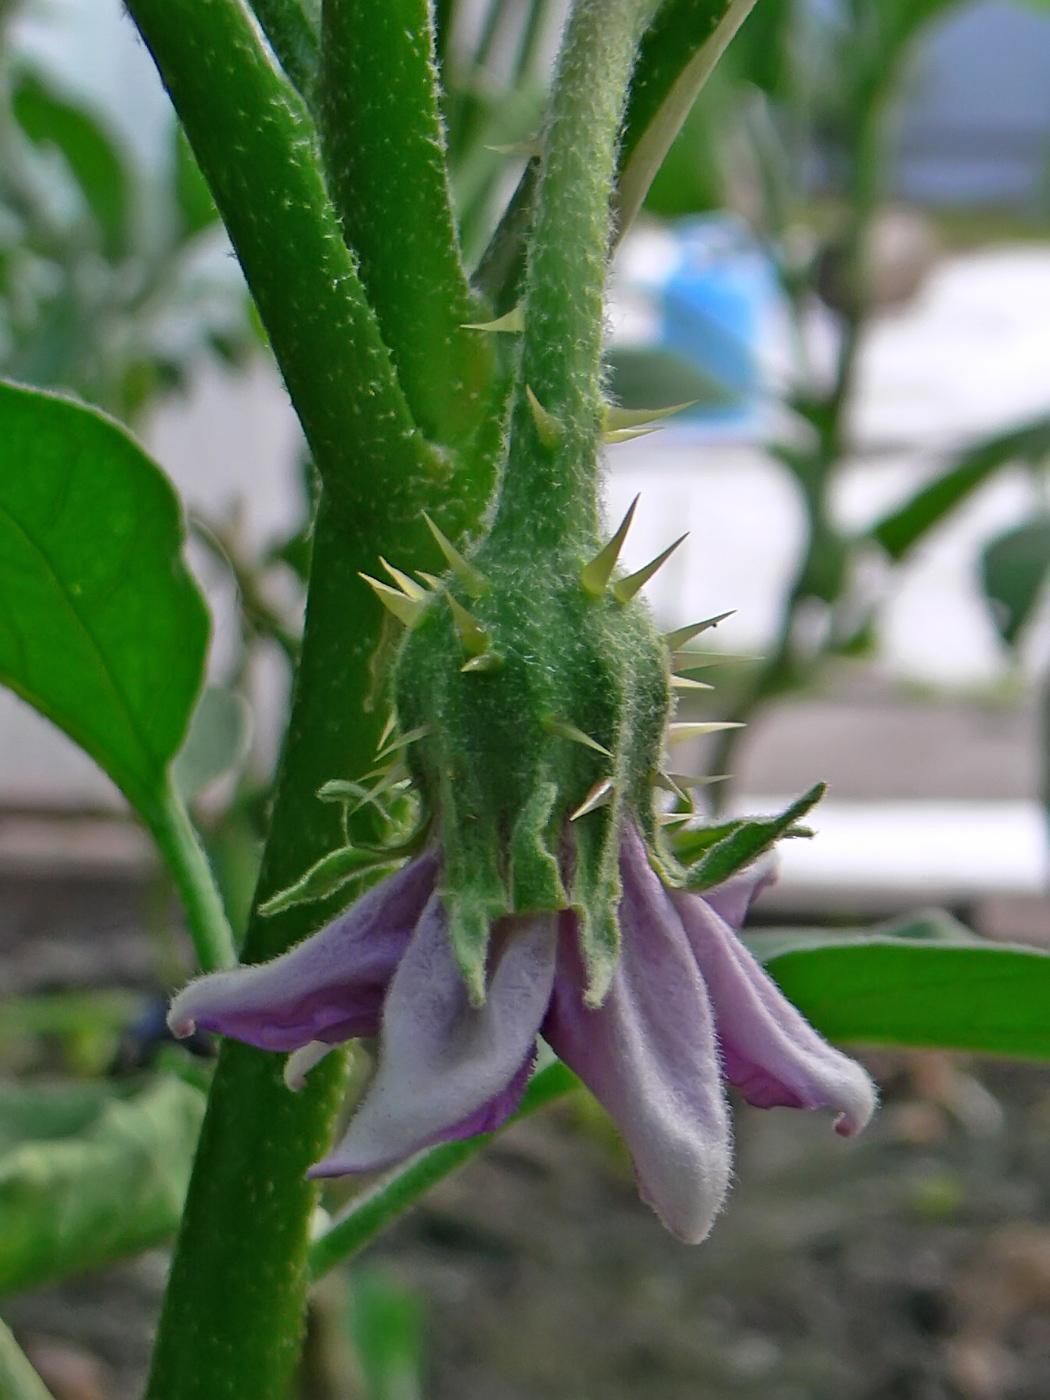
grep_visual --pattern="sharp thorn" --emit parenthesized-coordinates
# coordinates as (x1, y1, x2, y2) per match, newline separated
(664, 612, 735, 649)
(570, 777, 615, 820)
(603, 400, 696, 432)
(461, 651, 503, 673)
(485, 136, 543, 158)
(380, 556, 429, 601)
(446, 594, 491, 655)
(671, 674, 714, 690)
(423, 513, 487, 597)
(462, 305, 524, 333)
(375, 725, 430, 762)
(526, 385, 562, 449)
(416, 570, 444, 590)
(376, 711, 397, 752)
(580, 496, 639, 598)
(542, 716, 612, 757)
(602, 426, 660, 444)
(611, 534, 688, 603)
(360, 572, 427, 628)
(654, 771, 729, 790)
(672, 649, 761, 671)
(667, 722, 745, 745)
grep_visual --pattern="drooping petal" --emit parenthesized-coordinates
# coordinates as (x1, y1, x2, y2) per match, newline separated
(543, 822, 731, 1244)
(167, 850, 439, 1052)
(700, 852, 778, 931)
(670, 887, 876, 1136)
(311, 901, 557, 1176)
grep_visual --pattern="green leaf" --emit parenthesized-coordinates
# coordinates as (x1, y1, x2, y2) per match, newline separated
(259, 843, 405, 916)
(616, 0, 756, 233)
(0, 1077, 205, 1296)
(13, 71, 129, 261)
(604, 346, 734, 411)
(980, 518, 1050, 647)
(752, 931, 1050, 1059)
(0, 381, 209, 822)
(684, 782, 826, 891)
(871, 414, 1050, 561)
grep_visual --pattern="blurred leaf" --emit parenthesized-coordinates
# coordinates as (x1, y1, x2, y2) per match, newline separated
(980, 518, 1050, 648)
(173, 686, 253, 801)
(0, 1317, 55, 1400)
(346, 1264, 426, 1400)
(604, 346, 733, 412)
(0, 381, 209, 824)
(13, 71, 129, 261)
(750, 933, 1050, 1059)
(173, 126, 220, 240)
(617, 0, 754, 230)
(0, 1081, 114, 1155)
(0, 1076, 205, 1296)
(871, 415, 1050, 561)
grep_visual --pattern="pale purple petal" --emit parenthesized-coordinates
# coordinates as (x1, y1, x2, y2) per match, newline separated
(670, 888, 876, 1136)
(542, 823, 731, 1244)
(700, 852, 778, 931)
(167, 851, 439, 1052)
(311, 902, 556, 1176)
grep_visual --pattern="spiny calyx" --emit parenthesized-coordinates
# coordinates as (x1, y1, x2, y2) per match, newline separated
(352, 502, 790, 1010)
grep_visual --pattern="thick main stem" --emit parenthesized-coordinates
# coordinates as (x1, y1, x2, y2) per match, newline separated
(490, 0, 658, 550)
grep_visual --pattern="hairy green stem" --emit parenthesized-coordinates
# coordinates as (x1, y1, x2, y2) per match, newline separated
(319, 0, 490, 450)
(308, 1062, 578, 1277)
(147, 474, 487, 1397)
(148, 783, 237, 972)
(492, 0, 658, 548)
(248, 0, 320, 106)
(126, 0, 436, 510)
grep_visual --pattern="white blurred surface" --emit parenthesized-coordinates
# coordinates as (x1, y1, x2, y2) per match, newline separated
(738, 797, 1050, 896)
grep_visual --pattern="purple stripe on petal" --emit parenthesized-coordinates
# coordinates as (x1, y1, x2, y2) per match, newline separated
(670, 887, 876, 1137)
(310, 903, 556, 1177)
(542, 822, 731, 1245)
(167, 850, 439, 1052)
(700, 852, 778, 931)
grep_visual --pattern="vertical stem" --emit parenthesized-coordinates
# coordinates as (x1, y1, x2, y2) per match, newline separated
(319, 0, 491, 450)
(491, 0, 658, 548)
(147, 783, 237, 972)
(145, 495, 459, 1400)
(126, 0, 434, 506)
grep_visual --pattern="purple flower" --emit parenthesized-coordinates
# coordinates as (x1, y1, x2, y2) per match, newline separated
(169, 823, 874, 1243)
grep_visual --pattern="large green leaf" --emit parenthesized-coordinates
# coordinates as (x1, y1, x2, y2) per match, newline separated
(0, 1077, 205, 1296)
(871, 414, 1050, 561)
(0, 381, 209, 823)
(13, 71, 129, 261)
(752, 929, 1050, 1059)
(980, 518, 1050, 647)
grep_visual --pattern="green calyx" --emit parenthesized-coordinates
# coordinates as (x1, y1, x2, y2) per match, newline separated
(393, 525, 671, 1005)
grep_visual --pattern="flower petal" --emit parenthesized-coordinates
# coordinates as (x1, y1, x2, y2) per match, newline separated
(700, 852, 778, 931)
(167, 850, 439, 1052)
(543, 822, 731, 1244)
(311, 902, 556, 1176)
(670, 887, 876, 1136)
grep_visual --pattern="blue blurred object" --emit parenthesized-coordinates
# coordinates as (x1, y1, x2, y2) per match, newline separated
(608, 214, 780, 438)
(663, 217, 771, 423)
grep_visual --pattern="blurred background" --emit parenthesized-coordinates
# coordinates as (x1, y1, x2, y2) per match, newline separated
(5, 0, 1050, 1395)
